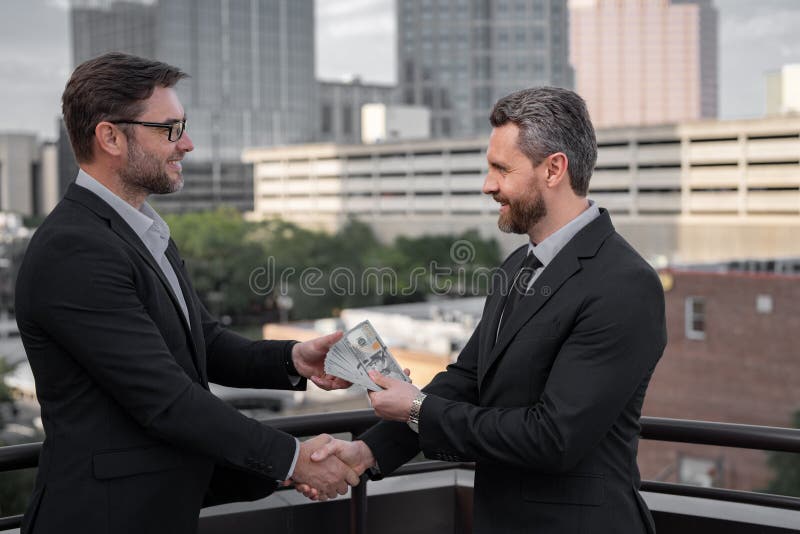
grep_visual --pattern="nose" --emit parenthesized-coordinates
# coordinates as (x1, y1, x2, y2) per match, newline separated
(482, 170, 498, 195)
(178, 131, 194, 152)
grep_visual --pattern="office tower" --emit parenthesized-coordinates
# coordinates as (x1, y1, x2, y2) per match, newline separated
(766, 64, 800, 115)
(569, 0, 718, 128)
(397, 0, 574, 139)
(68, 0, 316, 212)
(0, 133, 39, 217)
(317, 79, 397, 144)
(0, 133, 59, 217)
(154, 0, 316, 158)
(71, 0, 156, 64)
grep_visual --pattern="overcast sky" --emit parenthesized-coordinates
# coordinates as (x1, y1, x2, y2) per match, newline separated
(0, 0, 798, 140)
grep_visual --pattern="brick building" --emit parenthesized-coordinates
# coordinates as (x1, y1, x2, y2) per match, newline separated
(639, 267, 800, 491)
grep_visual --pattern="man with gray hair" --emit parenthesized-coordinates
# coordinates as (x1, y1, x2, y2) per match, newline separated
(303, 86, 667, 533)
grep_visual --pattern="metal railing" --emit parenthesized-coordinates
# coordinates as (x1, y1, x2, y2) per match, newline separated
(1, 412, 799, 533)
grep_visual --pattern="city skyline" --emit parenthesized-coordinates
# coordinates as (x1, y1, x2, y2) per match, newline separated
(0, 0, 799, 140)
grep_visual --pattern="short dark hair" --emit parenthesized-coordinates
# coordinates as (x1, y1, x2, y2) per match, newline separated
(62, 52, 188, 163)
(489, 87, 597, 196)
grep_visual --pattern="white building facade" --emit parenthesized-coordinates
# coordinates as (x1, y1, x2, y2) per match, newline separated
(244, 116, 800, 263)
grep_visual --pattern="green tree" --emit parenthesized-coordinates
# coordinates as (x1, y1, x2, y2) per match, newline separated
(764, 410, 800, 497)
(165, 208, 268, 321)
(390, 229, 501, 298)
(165, 211, 501, 323)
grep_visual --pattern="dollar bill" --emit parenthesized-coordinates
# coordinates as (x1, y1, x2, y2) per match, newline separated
(324, 320, 410, 391)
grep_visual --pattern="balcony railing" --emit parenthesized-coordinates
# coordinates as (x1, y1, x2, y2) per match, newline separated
(1, 411, 799, 533)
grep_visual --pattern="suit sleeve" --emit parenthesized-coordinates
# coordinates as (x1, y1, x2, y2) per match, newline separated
(30, 232, 296, 480)
(415, 266, 666, 473)
(360, 322, 483, 474)
(196, 294, 305, 391)
(168, 240, 305, 391)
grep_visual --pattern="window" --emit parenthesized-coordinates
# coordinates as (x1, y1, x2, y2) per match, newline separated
(685, 296, 706, 340)
(441, 117, 451, 136)
(342, 105, 353, 135)
(321, 104, 332, 134)
(423, 87, 434, 107)
(678, 454, 722, 487)
(404, 60, 415, 83)
(756, 294, 773, 314)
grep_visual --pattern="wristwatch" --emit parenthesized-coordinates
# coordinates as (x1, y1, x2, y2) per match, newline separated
(407, 392, 427, 433)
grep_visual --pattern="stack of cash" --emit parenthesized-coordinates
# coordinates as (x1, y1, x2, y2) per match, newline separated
(324, 320, 410, 391)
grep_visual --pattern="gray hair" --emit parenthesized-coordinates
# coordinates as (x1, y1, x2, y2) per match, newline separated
(489, 87, 597, 196)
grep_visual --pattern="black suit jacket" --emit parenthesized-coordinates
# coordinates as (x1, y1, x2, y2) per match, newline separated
(16, 183, 303, 534)
(361, 210, 667, 533)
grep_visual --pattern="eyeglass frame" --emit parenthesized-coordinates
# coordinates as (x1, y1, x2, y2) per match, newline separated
(110, 118, 187, 142)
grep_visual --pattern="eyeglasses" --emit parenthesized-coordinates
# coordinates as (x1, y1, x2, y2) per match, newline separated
(111, 118, 186, 142)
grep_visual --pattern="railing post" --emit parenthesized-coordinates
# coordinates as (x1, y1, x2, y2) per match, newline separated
(350, 475, 368, 534)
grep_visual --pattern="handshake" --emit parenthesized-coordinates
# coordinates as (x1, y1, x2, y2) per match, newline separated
(287, 434, 375, 501)
(285, 328, 424, 500)
(287, 367, 422, 501)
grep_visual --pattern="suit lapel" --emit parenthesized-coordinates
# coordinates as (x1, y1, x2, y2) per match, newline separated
(65, 184, 204, 378)
(480, 245, 526, 360)
(165, 242, 209, 387)
(478, 210, 616, 387)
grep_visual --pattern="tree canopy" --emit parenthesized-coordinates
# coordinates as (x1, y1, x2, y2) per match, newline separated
(164, 210, 501, 323)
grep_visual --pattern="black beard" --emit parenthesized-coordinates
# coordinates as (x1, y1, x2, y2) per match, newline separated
(119, 139, 182, 196)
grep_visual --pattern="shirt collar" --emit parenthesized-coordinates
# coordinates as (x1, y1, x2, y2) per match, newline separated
(75, 169, 169, 242)
(529, 199, 601, 266)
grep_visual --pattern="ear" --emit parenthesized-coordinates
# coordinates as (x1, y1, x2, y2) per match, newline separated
(543, 152, 569, 189)
(93, 121, 127, 158)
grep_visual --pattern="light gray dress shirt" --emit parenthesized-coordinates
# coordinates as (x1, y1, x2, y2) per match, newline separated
(528, 199, 601, 273)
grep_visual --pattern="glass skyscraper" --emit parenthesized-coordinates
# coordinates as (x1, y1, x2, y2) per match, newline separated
(69, 0, 316, 211)
(397, 0, 574, 139)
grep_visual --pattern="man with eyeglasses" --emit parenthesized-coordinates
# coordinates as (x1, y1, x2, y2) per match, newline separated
(15, 52, 358, 534)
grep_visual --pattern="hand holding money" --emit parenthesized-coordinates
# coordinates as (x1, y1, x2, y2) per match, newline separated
(291, 330, 351, 390)
(367, 370, 421, 422)
(324, 320, 411, 392)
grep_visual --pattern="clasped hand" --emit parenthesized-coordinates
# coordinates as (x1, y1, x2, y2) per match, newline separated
(289, 436, 376, 501)
(290, 370, 420, 500)
(288, 434, 363, 500)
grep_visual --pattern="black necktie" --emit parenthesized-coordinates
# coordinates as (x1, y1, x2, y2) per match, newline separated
(500, 251, 543, 333)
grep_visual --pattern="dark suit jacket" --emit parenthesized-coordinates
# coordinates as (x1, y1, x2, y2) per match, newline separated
(15, 183, 303, 534)
(361, 210, 667, 534)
